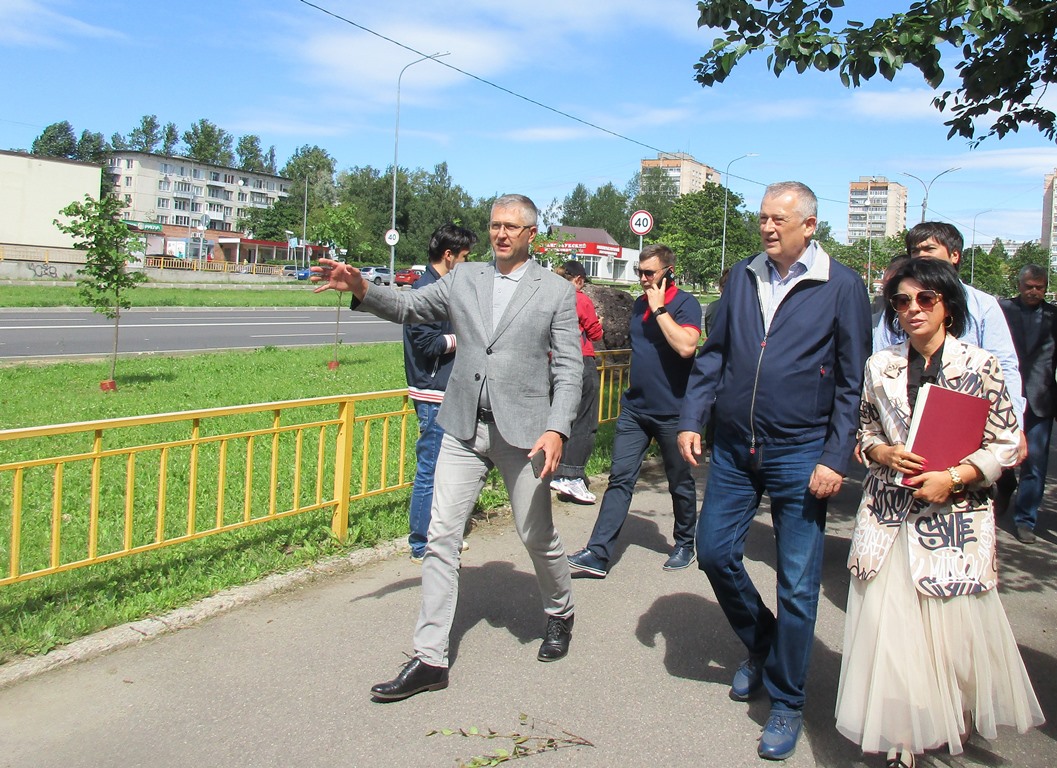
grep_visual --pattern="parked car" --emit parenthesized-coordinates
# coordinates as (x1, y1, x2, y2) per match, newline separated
(394, 267, 424, 287)
(282, 265, 298, 278)
(359, 266, 392, 285)
(295, 267, 311, 280)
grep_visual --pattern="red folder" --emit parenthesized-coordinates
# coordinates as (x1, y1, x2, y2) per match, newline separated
(902, 383, 990, 486)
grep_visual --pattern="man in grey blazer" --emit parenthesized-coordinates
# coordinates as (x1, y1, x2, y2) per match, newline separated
(312, 194, 582, 701)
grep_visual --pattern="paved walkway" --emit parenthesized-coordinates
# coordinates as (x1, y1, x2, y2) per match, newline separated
(0, 459, 1055, 768)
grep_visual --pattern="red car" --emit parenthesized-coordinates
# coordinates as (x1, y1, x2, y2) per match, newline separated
(394, 267, 423, 286)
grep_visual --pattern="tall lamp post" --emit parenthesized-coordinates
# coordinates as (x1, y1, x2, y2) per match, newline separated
(901, 167, 960, 223)
(970, 208, 992, 285)
(720, 152, 758, 274)
(390, 51, 449, 278)
(301, 166, 313, 270)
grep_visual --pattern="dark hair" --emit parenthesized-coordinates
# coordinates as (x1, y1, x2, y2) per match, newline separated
(882, 257, 967, 338)
(906, 222, 963, 269)
(1019, 263, 1047, 283)
(427, 223, 477, 263)
(640, 243, 675, 267)
(559, 260, 589, 282)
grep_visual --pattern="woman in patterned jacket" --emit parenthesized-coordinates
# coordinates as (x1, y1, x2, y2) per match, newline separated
(834, 258, 1043, 768)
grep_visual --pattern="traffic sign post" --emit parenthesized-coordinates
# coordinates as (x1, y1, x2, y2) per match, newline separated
(384, 229, 400, 247)
(629, 209, 653, 250)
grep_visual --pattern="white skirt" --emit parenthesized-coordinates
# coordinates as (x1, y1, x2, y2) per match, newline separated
(835, 523, 1044, 755)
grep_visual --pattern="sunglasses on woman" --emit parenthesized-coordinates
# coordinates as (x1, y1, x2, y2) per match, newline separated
(890, 290, 941, 312)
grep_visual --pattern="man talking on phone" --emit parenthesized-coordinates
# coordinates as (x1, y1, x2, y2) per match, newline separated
(567, 244, 702, 578)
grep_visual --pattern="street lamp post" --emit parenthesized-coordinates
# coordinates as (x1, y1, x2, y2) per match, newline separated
(720, 152, 758, 274)
(970, 209, 992, 285)
(390, 51, 449, 279)
(864, 177, 875, 291)
(301, 167, 313, 270)
(901, 167, 960, 223)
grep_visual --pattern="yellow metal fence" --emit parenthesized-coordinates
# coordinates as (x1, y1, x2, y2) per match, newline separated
(0, 351, 630, 586)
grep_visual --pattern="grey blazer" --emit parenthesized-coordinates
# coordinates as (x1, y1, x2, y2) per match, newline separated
(357, 259, 583, 449)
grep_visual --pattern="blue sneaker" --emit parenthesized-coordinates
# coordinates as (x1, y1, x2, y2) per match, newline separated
(567, 548, 607, 578)
(758, 709, 803, 760)
(730, 656, 764, 701)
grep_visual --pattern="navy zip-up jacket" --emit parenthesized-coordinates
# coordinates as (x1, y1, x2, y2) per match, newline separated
(678, 244, 871, 474)
(402, 263, 456, 402)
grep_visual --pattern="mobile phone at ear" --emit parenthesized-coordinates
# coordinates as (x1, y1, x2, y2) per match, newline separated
(661, 267, 675, 289)
(530, 451, 547, 479)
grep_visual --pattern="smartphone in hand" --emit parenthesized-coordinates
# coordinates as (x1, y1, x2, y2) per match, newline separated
(530, 450, 547, 479)
(661, 267, 675, 290)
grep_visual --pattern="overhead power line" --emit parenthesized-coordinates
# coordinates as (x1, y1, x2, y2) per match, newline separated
(297, 0, 670, 156)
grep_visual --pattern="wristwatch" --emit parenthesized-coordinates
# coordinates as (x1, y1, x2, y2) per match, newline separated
(947, 466, 965, 494)
(654, 306, 668, 317)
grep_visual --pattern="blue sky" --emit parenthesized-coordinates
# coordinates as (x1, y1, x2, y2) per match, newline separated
(3, 0, 1057, 246)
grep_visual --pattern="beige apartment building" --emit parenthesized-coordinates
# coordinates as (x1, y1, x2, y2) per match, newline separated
(640, 152, 719, 195)
(847, 176, 908, 243)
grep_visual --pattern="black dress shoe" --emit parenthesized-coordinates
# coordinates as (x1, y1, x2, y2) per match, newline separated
(537, 614, 574, 662)
(370, 658, 448, 701)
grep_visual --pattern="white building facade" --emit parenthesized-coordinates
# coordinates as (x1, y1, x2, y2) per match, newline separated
(847, 176, 908, 243)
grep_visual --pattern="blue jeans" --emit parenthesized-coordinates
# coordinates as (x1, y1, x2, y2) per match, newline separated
(1014, 410, 1053, 531)
(697, 434, 827, 712)
(585, 405, 697, 564)
(409, 400, 444, 558)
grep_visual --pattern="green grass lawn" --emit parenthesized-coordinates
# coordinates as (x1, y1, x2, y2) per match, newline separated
(0, 344, 617, 663)
(0, 283, 334, 308)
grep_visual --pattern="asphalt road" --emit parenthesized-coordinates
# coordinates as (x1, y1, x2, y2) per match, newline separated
(0, 307, 405, 360)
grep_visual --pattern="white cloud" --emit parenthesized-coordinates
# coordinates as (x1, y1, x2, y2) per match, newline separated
(0, 0, 123, 48)
(847, 88, 942, 121)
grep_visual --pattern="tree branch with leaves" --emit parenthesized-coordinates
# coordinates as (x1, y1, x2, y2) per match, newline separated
(694, 0, 1057, 145)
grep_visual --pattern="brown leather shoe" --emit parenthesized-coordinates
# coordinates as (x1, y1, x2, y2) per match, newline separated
(537, 614, 574, 661)
(370, 658, 448, 701)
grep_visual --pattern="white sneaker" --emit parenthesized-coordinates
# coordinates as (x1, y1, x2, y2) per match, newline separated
(550, 477, 571, 494)
(565, 478, 597, 504)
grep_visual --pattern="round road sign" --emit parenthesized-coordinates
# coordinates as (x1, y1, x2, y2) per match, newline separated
(629, 210, 654, 236)
(384, 229, 400, 246)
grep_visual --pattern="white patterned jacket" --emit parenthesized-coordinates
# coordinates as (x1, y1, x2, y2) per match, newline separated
(848, 339, 1020, 597)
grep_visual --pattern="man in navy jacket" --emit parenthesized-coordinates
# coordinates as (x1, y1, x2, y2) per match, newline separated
(403, 224, 477, 561)
(678, 181, 871, 761)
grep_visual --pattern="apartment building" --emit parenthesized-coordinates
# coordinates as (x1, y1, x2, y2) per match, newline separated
(1043, 169, 1057, 258)
(847, 176, 908, 243)
(106, 151, 290, 233)
(640, 152, 719, 196)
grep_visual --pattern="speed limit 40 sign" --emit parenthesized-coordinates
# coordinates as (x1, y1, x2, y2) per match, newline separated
(629, 210, 653, 236)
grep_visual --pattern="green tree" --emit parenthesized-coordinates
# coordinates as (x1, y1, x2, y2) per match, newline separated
(312, 202, 370, 260)
(337, 165, 398, 263)
(31, 121, 77, 158)
(625, 167, 678, 235)
(694, 0, 1057, 144)
(74, 130, 108, 164)
(560, 184, 592, 226)
(161, 122, 180, 156)
(657, 185, 754, 287)
(182, 119, 235, 166)
(405, 162, 475, 263)
(110, 132, 129, 151)
(587, 182, 632, 244)
(128, 115, 163, 153)
(54, 194, 146, 383)
(1005, 240, 1050, 293)
(237, 195, 301, 242)
(236, 135, 269, 172)
(964, 243, 1007, 296)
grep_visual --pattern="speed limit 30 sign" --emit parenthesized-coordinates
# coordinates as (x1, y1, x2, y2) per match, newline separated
(629, 210, 654, 236)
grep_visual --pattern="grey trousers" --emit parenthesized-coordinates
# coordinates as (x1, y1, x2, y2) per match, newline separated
(412, 422, 574, 667)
